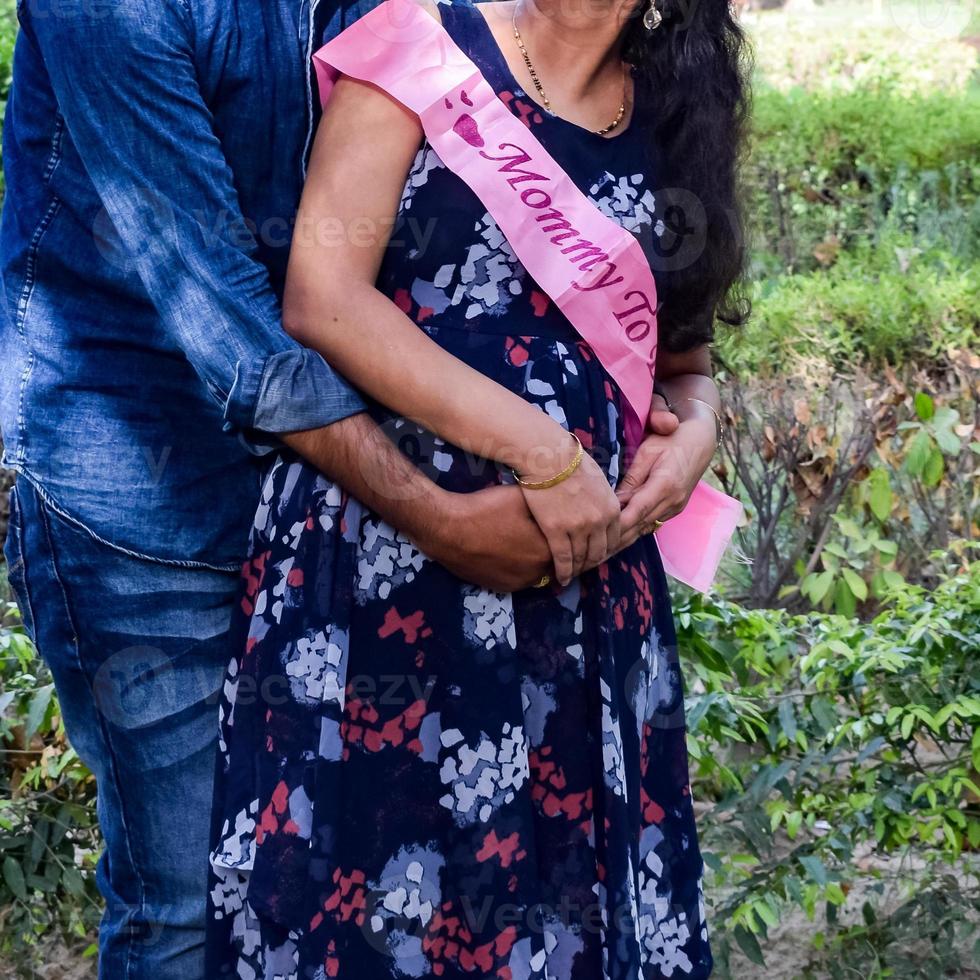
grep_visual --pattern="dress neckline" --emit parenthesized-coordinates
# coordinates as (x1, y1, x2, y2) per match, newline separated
(467, 2, 638, 144)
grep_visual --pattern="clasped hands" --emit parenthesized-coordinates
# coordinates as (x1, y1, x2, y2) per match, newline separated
(430, 394, 719, 593)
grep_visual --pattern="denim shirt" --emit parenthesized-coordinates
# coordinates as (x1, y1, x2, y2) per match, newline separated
(0, 0, 379, 569)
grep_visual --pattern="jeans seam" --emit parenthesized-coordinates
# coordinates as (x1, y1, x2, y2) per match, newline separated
(15, 469, 243, 573)
(13, 116, 65, 466)
(36, 494, 146, 980)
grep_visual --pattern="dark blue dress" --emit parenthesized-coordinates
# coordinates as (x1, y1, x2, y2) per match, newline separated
(207, 4, 712, 977)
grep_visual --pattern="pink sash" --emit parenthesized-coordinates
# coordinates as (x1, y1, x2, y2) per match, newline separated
(313, 0, 742, 592)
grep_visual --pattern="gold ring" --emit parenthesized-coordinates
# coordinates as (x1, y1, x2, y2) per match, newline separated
(649, 519, 665, 535)
(533, 574, 552, 589)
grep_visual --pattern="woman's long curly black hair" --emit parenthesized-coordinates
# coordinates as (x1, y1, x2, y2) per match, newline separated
(624, 0, 752, 351)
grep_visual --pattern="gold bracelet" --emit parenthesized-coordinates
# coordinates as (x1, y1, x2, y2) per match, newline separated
(514, 433, 584, 490)
(669, 397, 724, 446)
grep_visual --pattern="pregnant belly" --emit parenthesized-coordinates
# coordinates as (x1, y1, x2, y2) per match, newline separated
(369, 324, 626, 495)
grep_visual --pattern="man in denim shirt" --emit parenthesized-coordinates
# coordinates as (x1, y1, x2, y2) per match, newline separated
(0, 0, 551, 975)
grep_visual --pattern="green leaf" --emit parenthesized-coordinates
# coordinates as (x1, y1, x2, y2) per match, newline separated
(27, 872, 55, 893)
(25, 683, 54, 741)
(934, 425, 961, 456)
(841, 568, 868, 602)
(834, 578, 857, 617)
(800, 855, 828, 886)
(754, 899, 779, 929)
(826, 882, 847, 906)
(901, 712, 915, 740)
(836, 517, 863, 539)
(701, 851, 723, 873)
(922, 448, 944, 487)
(28, 820, 48, 873)
(825, 639, 853, 659)
(685, 693, 720, 733)
(733, 924, 766, 966)
(866, 468, 892, 522)
(808, 570, 835, 604)
(810, 697, 837, 733)
(874, 539, 898, 558)
(3, 856, 27, 902)
(914, 391, 934, 421)
(778, 699, 798, 742)
(905, 430, 932, 475)
(62, 865, 85, 896)
(933, 407, 962, 455)
(786, 810, 804, 840)
(51, 805, 72, 848)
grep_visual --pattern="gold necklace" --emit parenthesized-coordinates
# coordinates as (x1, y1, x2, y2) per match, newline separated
(511, 7, 628, 137)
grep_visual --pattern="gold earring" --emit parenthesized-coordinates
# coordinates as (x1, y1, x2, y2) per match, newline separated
(643, 0, 663, 31)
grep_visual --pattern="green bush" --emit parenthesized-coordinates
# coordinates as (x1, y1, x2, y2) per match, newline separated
(0, 602, 100, 968)
(718, 236, 979, 375)
(746, 87, 980, 273)
(736, 52, 980, 380)
(752, 87, 980, 177)
(715, 358, 980, 611)
(0, 0, 15, 198)
(678, 557, 980, 978)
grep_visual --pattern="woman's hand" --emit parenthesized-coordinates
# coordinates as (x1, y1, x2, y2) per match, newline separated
(615, 404, 718, 552)
(428, 485, 553, 593)
(518, 434, 621, 587)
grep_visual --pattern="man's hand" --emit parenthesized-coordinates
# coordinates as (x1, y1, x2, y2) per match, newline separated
(425, 485, 552, 593)
(615, 393, 717, 552)
(283, 415, 552, 594)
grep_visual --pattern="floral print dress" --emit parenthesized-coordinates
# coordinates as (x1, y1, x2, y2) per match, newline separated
(206, 4, 712, 978)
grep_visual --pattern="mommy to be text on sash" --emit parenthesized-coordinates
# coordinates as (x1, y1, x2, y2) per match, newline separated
(314, 0, 743, 591)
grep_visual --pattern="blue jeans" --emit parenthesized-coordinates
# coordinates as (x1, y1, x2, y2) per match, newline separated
(4, 480, 240, 980)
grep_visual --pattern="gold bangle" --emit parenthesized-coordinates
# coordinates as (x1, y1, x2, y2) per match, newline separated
(669, 397, 724, 447)
(514, 433, 584, 490)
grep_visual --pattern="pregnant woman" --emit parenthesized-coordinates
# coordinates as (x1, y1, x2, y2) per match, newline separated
(207, 0, 749, 976)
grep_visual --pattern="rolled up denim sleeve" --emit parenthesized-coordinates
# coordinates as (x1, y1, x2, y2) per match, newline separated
(225, 348, 364, 435)
(23, 0, 364, 450)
